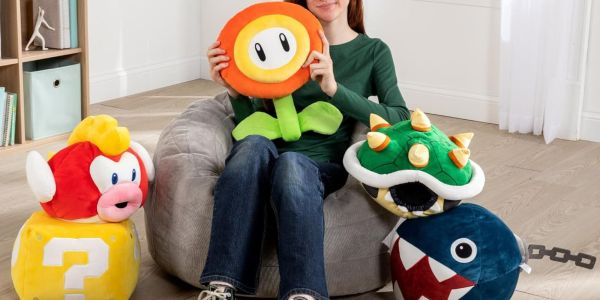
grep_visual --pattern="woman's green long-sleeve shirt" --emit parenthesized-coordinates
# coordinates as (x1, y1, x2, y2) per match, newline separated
(229, 34, 410, 163)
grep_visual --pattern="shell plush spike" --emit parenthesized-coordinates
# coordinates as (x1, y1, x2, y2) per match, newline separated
(411, 108, 431, 132)
(450, 132, 474, 149)
(367, 132, 391, 152)
(449, 148, 471, 169)
(408, 144, 429, 168)
(370, 114, 391, 131)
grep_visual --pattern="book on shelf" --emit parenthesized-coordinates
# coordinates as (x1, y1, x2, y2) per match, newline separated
(0, 87, 6, 144)
(2, 91, 11, 146)
(69, 0, 78, 48)
(33, 0, 71, 49)
(8, 93, 17, 145)
(61, 0, 70, 48)
(0, 91, 17, 147)
(0, 3, 2, 59)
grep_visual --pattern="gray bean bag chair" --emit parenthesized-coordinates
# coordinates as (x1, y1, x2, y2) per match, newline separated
(145, 92, 397, 297)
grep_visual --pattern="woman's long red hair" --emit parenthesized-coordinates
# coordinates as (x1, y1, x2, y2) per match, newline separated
(284, 0, 365, 34)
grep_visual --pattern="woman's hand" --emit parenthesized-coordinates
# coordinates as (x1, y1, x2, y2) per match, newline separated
(303, 31, 338, 97)
(207, 41, 240, 98)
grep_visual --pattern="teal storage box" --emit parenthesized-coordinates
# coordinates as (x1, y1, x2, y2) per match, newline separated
(24, 58, 82, 140)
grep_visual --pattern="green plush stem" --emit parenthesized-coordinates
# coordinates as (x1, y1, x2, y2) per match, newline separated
(273, 94, 302, 142)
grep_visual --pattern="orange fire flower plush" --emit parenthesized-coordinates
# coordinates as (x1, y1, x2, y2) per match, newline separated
(219, 2, 343, 142)
(219, 2, 322, 98)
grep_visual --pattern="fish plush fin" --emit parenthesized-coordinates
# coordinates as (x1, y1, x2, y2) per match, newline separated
(130, 141, 155, 182)
(26, 151, 56, 203)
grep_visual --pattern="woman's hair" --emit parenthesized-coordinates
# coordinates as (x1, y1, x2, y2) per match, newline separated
(284, 0, 365, 34)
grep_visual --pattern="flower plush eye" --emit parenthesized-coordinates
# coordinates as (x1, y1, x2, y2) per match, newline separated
(279, 33, 290, 51)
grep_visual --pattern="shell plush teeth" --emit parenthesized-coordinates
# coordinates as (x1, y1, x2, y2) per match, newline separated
(384, 192, 410, 213)
(429, 201, 442, 213)
(383, 191, 443, 215)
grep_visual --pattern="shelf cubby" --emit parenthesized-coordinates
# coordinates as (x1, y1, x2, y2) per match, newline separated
(0, 0, 88, 153)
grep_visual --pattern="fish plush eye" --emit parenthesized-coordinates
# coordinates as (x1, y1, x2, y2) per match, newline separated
(90, 152, 142, 193)
(450, 238, 477, 263)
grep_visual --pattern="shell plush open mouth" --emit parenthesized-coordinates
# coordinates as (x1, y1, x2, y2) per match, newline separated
(361, 182, 460, 219)
(394, 238, 474, 300)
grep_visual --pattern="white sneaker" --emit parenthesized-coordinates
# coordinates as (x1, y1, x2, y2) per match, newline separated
(198, 283, 235, 300)
(289, 294, 316, 300)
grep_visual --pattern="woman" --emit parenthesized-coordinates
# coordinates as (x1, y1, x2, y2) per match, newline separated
(199, 1, 409, 300)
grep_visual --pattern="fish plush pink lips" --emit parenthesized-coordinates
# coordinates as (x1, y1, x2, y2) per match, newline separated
(391, 238, 474, 300)
(96, 182, 143, 222)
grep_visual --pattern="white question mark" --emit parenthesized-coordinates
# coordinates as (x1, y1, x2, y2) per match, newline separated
(43, 238, 109, 300)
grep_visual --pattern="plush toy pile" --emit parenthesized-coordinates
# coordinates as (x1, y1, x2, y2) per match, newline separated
(11, 115, 153, 300)
(218, 2, 343, 142)
(343, 110, 530, 300)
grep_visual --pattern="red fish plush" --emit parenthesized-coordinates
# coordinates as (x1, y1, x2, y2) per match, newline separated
(25, 115, 154, 223)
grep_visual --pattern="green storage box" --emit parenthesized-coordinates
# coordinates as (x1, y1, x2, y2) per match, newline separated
(24, 59, 82, 140)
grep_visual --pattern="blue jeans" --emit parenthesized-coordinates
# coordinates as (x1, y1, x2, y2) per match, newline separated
(200, 135, 347, 300)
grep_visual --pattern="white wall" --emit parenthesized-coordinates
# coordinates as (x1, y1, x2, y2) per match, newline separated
(364, 0, 501, 123)
(197, 0, 267, 79)
(88, 0, 203, 104)
(581, 0, 600, 142)
(148, 0, 599, 142)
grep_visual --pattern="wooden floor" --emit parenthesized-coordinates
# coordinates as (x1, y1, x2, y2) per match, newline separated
(1, 79, 599, 300)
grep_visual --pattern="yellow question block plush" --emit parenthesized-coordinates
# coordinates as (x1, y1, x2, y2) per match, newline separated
(11, 211, 141, 300)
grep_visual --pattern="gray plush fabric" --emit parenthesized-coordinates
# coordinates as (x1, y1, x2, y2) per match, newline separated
(145, 92, 398, 297)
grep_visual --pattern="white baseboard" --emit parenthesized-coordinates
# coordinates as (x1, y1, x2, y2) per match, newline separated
(196, 60, 501, 124)
(199, 57, 211, 80)
(580, 111, 600, 142)
(90, 56, 203, 104)
(399, 81, 499, 124)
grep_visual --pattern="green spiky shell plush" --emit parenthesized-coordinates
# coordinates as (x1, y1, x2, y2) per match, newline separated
(343, 109, 485, 218)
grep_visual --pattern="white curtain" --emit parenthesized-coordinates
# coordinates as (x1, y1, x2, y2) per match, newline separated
(499, 0, 591, 143)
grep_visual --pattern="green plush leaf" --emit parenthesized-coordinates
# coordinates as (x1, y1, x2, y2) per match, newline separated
(232, 112, 282, 141)
(298, 101, 343, 135)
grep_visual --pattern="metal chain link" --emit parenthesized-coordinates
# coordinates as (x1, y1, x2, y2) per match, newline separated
(528, 244, 596, 270)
